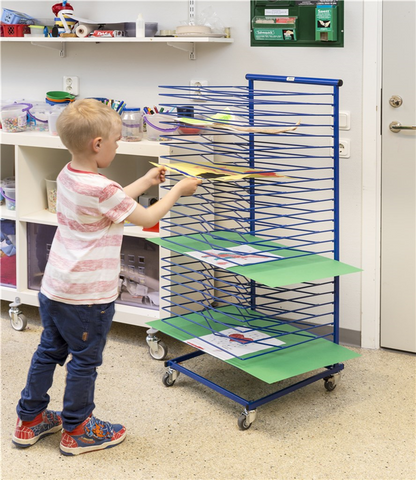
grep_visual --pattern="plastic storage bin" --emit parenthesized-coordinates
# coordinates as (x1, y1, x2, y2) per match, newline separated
(2, 24, 31, 37)
(27, 224, 160, 309)
(1, 8, 37, 25)
(0, 103, 32, 132)
(0, 177, 15, 205)
(28, 103, 52, 132)
(145, 114, 178, 141)
(2, 185, 16, 210)
(0, 219, 16, 287)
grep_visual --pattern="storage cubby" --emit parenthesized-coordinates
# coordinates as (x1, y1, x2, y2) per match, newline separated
(0, 130, 171, 328)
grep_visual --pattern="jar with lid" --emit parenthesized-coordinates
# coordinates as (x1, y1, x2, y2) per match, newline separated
(121, 107, 143, 141)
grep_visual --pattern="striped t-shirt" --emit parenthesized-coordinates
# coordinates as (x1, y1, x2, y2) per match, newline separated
(41, 163, 136, 305)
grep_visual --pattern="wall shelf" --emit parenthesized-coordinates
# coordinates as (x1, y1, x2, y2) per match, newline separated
(0, 36, 233, 59)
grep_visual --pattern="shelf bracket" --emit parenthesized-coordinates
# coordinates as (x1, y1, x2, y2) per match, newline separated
(30, 41, 66, 58)
(167, 41, 196, 60)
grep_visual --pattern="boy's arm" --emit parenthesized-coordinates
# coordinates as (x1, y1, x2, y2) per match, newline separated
(125, 177, 201, 228)
(123, 167, 166, 199)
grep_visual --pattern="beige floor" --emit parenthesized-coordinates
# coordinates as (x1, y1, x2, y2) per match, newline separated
(1, 301, 415, 480)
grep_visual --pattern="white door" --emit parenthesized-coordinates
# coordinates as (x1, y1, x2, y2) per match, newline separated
(380, 0, 416, 352)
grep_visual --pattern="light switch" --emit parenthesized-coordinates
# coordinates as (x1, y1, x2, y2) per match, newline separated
(339, 111, 350, 130)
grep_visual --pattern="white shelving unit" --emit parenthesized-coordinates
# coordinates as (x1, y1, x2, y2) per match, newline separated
(0, 130, 173, 330)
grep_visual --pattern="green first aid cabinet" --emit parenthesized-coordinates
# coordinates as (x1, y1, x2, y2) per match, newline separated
(251, 0, 344, 47)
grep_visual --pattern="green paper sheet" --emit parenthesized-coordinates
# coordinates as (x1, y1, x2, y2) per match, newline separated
(150, 231, 361, 288)
(148, 306, 360, 384)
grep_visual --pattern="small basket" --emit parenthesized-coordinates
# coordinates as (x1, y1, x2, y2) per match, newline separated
(1, 8, 36, 25)
(3, 24, 30, 37)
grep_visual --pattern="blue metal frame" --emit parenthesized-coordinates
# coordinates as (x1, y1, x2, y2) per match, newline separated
(165, 351, 344, 410)
(156, 74, 344, 420)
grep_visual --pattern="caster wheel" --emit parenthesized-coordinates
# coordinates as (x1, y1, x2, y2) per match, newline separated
(149, 341, 168, 361)
(162, 372, 176, 387)
(10, 314, 27, 331)
(238, 413, 253, 431)
(324, 376, 337, 392)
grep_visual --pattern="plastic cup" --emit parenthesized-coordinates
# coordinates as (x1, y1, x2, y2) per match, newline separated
(45, 179, 57, 213)
(145, 114, 178, 141)
(47, 107, 65, 136)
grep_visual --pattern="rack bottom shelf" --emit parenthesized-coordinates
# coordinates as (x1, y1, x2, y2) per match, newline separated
(148, 311, 360, 384)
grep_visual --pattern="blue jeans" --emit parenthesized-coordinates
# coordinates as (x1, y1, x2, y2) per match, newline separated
(17, 292, 114, 431)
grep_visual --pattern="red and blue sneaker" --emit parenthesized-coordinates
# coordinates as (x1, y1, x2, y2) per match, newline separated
(12, 410, 62, 448)
(60, 415, 126, 456)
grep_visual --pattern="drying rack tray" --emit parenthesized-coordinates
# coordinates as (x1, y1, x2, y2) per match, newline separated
(148, 307, 360, 384)
(151, 231, 361, 288)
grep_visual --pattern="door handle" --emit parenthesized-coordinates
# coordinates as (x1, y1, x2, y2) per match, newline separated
(389, 121, 416, 133)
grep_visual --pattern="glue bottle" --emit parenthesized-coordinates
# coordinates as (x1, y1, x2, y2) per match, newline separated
(136, 14, 145, 38)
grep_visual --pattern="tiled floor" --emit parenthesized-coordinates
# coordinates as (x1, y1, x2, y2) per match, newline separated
(1, 302, 415, 480)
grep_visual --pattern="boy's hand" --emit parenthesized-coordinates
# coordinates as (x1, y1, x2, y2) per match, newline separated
(175, 177, 202, 196)
(144, 167, 166, 186)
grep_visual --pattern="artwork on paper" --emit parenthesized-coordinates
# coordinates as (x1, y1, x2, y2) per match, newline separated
(185, 327, 285, 361)
(150, 161, 289, 181)
(187, 244, 282, 269)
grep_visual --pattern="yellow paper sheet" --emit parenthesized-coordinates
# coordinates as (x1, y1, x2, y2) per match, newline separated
(150, 162, 289, 181)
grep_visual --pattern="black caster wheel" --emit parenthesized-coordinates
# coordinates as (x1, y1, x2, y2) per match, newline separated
(162, 372, 176, 387)
(238, 414, 253, 430)
(324, 376, 338, 391)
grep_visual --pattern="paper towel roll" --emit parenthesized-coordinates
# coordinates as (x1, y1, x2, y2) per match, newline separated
(75, 24, 97, 38)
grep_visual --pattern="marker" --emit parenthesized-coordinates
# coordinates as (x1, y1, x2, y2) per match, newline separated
(154, 106, 159, 113)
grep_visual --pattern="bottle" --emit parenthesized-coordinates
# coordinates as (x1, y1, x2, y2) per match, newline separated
(121, 108, 143, 142)
(136, 14, 145, 38)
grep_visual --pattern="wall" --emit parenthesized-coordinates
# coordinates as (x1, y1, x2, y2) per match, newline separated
(0, 0, 364, 340)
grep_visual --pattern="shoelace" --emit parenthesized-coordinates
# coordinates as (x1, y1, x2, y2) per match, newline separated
(44, 410, 60, 424)
(85, 416, 114, 439)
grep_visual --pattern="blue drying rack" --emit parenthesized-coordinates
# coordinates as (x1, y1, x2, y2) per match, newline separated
(147, 74, 360, 430)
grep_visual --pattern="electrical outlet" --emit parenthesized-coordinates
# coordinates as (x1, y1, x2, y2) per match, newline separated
(63, 76, 79, 96)
(339, 139, 350, 158)
(190, 80, 208, 99)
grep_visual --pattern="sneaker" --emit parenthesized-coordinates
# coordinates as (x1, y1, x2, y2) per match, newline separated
(12, 410, 62, 448)
(60, 415, 126, 456)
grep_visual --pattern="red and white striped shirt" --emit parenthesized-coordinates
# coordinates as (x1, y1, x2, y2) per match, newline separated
(41, 164, 136, 304)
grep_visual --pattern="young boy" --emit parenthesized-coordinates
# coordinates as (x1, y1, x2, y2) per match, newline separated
(12, 99, 201, 455)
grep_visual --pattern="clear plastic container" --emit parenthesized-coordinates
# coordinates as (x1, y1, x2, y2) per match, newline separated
(145, 113, 178, 141)
(45, 178, 57, 213)
(0, 176, 15, 205)
(28, 103, 52, 132)
(47, 106, 66, 136)
(0, 103, 32, 133)
(121, 108, 143, 142)
(3, 185, 15, 210)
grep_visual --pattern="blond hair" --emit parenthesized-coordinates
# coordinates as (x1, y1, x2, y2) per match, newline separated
(56, 99, 122, 154)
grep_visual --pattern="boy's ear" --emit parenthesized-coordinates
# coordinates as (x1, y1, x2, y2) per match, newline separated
(92, 137, 102, 153)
